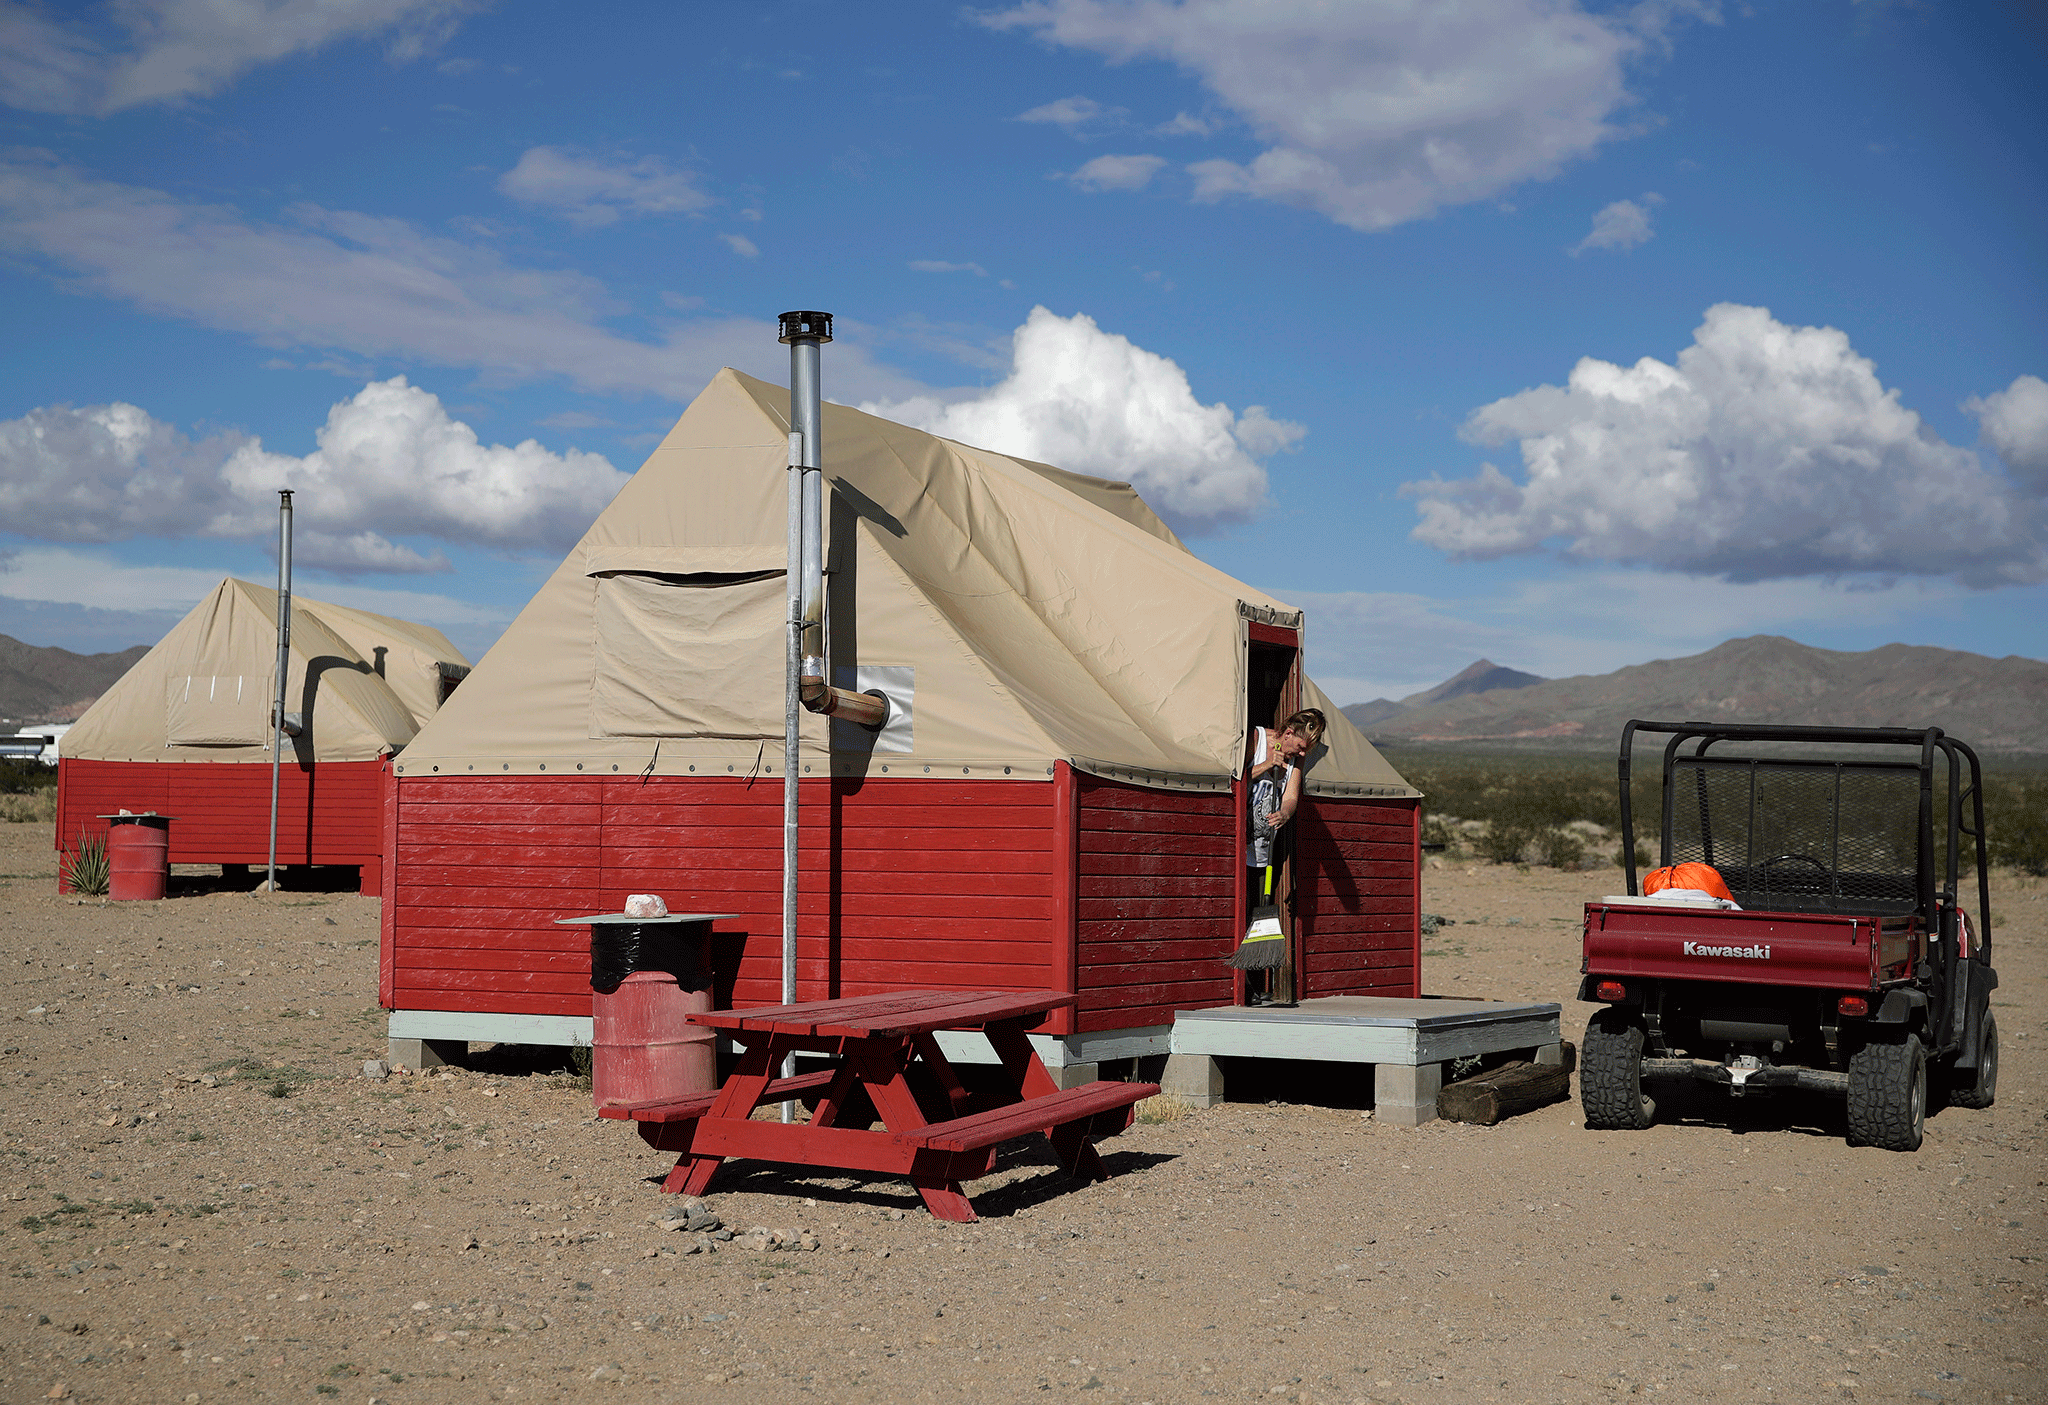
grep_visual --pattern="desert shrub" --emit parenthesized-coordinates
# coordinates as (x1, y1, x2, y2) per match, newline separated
(0, 758, 59, 794)
(1537, 828, 1587, 869)
(1477, 821, 1532, 864)
(0, 790, 56, 823)
(1420, 813, 1462, 851)
(1984, 774, 2048, 875)
(1614, 840, 1653, 870)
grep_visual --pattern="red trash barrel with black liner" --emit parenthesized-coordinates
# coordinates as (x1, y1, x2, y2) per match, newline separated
(103, 812, 173, 901)
(560, 910, 733, 1108)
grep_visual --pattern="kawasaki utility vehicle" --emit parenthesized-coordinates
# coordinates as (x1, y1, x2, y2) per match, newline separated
(1579, 722, 1998, 1151)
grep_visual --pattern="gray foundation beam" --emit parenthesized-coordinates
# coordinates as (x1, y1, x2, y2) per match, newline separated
(388, 1037, 467, 1071)
(1374, 1061, 1443, 1127)
(1049, 1061, 1100, 1091)
(1160, 1052, 1225, 1110)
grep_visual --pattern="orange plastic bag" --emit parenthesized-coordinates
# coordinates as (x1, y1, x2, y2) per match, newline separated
(1643, 862, 1734, 902)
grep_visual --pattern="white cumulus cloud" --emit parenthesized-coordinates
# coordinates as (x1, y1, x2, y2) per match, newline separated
(718, 232, 759, 258)
(0, 151, 926, 403)
(1402, 304, 2048, 587)
(909, 260, 988, 276)
(0, 0, 475, 116)
(1570, 193, 1660, 255)
(1966, 374, 2048, 490)
(497, 146, 714, 229)
(1066, 153, 1167, 191)
(862, 306, 1298, 531)
(986, 0, 1689, 232)
(1016, 94, 1121, 130)
(0, 378, 628, 573)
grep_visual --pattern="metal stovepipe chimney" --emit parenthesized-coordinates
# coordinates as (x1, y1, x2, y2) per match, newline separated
(778, 311, 831, 1044)
(267, 489, 294, 894)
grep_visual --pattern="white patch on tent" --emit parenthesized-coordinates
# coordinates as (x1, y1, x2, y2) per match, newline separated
(862, 307, 1293, 531)
(833, 665, 913, 755)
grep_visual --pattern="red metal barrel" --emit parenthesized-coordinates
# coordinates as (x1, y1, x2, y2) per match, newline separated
(106, 815, 172, 901)
(592, 971, 715, 1107)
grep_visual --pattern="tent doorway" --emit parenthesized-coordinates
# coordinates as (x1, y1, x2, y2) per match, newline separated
(1239, 625, 1301, 1003)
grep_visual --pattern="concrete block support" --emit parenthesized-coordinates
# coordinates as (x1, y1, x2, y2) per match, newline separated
(1535, 1042, 1565, 1066)
(388, 1037, 466, 1071)
(1049, 1061, 1100, 1091)
(1374, 1060, 1443, 1127)
(1161, 1052, 1225, 1110)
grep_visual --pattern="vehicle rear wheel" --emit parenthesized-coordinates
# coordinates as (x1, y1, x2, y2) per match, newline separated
(1581, 1011, 1655, 1130)
(1846, 1033, 1926, 1151)
(1944, 1013, 1998, 1110)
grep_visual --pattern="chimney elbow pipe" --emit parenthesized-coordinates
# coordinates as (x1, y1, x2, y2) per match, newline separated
(799, 675, 888, 730)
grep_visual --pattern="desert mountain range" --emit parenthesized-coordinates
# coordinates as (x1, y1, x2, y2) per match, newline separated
(0, 634, 151, 726)
(1343, 636, 2048, 754)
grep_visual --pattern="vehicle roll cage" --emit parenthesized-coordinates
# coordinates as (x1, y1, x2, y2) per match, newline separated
(1616, 720, 1991, 964)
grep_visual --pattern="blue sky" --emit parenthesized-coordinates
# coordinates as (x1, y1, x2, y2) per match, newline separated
(2, 0, 2044, 706)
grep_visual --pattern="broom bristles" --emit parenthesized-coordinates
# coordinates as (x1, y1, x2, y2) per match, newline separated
(1225, 937, 1286, 970)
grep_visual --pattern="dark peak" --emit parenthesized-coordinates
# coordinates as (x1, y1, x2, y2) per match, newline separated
(1407, 659, 1547, 707)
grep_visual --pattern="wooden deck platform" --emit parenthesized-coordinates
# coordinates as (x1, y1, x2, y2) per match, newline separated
(1166, 996, 1563, 1127)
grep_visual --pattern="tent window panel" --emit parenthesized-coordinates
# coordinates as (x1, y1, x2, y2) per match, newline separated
(589, 571, 787, 740)
(166, 674, 270, 746)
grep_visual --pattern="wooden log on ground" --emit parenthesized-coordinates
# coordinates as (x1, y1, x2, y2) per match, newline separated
(1436, 1059, 1570, 1126)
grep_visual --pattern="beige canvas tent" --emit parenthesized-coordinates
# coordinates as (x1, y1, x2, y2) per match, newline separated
(397, 369, 1411, 795)
(57, 578, 471, 895)
(383, 370, 1420, 1065)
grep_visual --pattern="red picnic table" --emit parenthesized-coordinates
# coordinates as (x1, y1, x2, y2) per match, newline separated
(596, 990, 1158, 1222)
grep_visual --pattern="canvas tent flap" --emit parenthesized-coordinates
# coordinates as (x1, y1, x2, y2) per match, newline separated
(62, 578, 422, 764)
(396, 368, 1414, 801)
(165, 673, 269, 746)
(591, 569, 787, 739)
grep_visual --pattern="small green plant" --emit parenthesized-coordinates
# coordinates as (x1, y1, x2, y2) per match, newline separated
(568, 1042, 593, 1092)
(185, 1131, 205, 1142)
(63, 831, 110, 896)
(267, 1079, 292, 1099)
(1614, 840, 1652, 869)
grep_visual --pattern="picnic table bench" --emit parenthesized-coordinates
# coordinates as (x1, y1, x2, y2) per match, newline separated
(596, 989, 1157, 1221)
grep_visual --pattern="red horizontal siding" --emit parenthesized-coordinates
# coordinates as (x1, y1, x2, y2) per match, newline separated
(387, 775, 1058, 1020)
(385, 770, 1422, 1026)
(56, 758, 386, 884)
(1072, 775, 1237, 1031)
(1296, 796, 1419, 998)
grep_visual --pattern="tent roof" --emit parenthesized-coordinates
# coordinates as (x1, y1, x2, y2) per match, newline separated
(399, 369, 1414, 798)
(62, 579, 464, 764)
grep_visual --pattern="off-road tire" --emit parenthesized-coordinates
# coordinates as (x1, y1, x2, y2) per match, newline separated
(1581, 1011, 1655, 1130)
(1846, 1033, 1926, 1151)
(1945, 1013, 1999, 1110)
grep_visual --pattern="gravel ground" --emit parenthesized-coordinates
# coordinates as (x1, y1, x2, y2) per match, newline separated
(2, 822, 2041, 1405)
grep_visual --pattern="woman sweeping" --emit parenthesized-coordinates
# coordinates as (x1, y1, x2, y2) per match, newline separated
(1230, 707, 1326, 1005)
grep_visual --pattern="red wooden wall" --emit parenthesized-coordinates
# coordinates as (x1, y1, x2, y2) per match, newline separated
(55, 758, 387, 894)
(1072, 774, 1237, 1032)
(383, 773, 1066, 1028)
(1294, 796, 1422, 999)
(383, 768, 1421, 1033)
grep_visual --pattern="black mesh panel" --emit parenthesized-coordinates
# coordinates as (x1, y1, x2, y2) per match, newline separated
(1668, 758, 1920, 915)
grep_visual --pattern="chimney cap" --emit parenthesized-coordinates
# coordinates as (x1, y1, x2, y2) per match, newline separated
(778, 310, 834, 344)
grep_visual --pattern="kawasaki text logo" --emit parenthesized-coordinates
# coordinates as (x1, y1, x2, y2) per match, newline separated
(1683, 941, 1771, 959)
